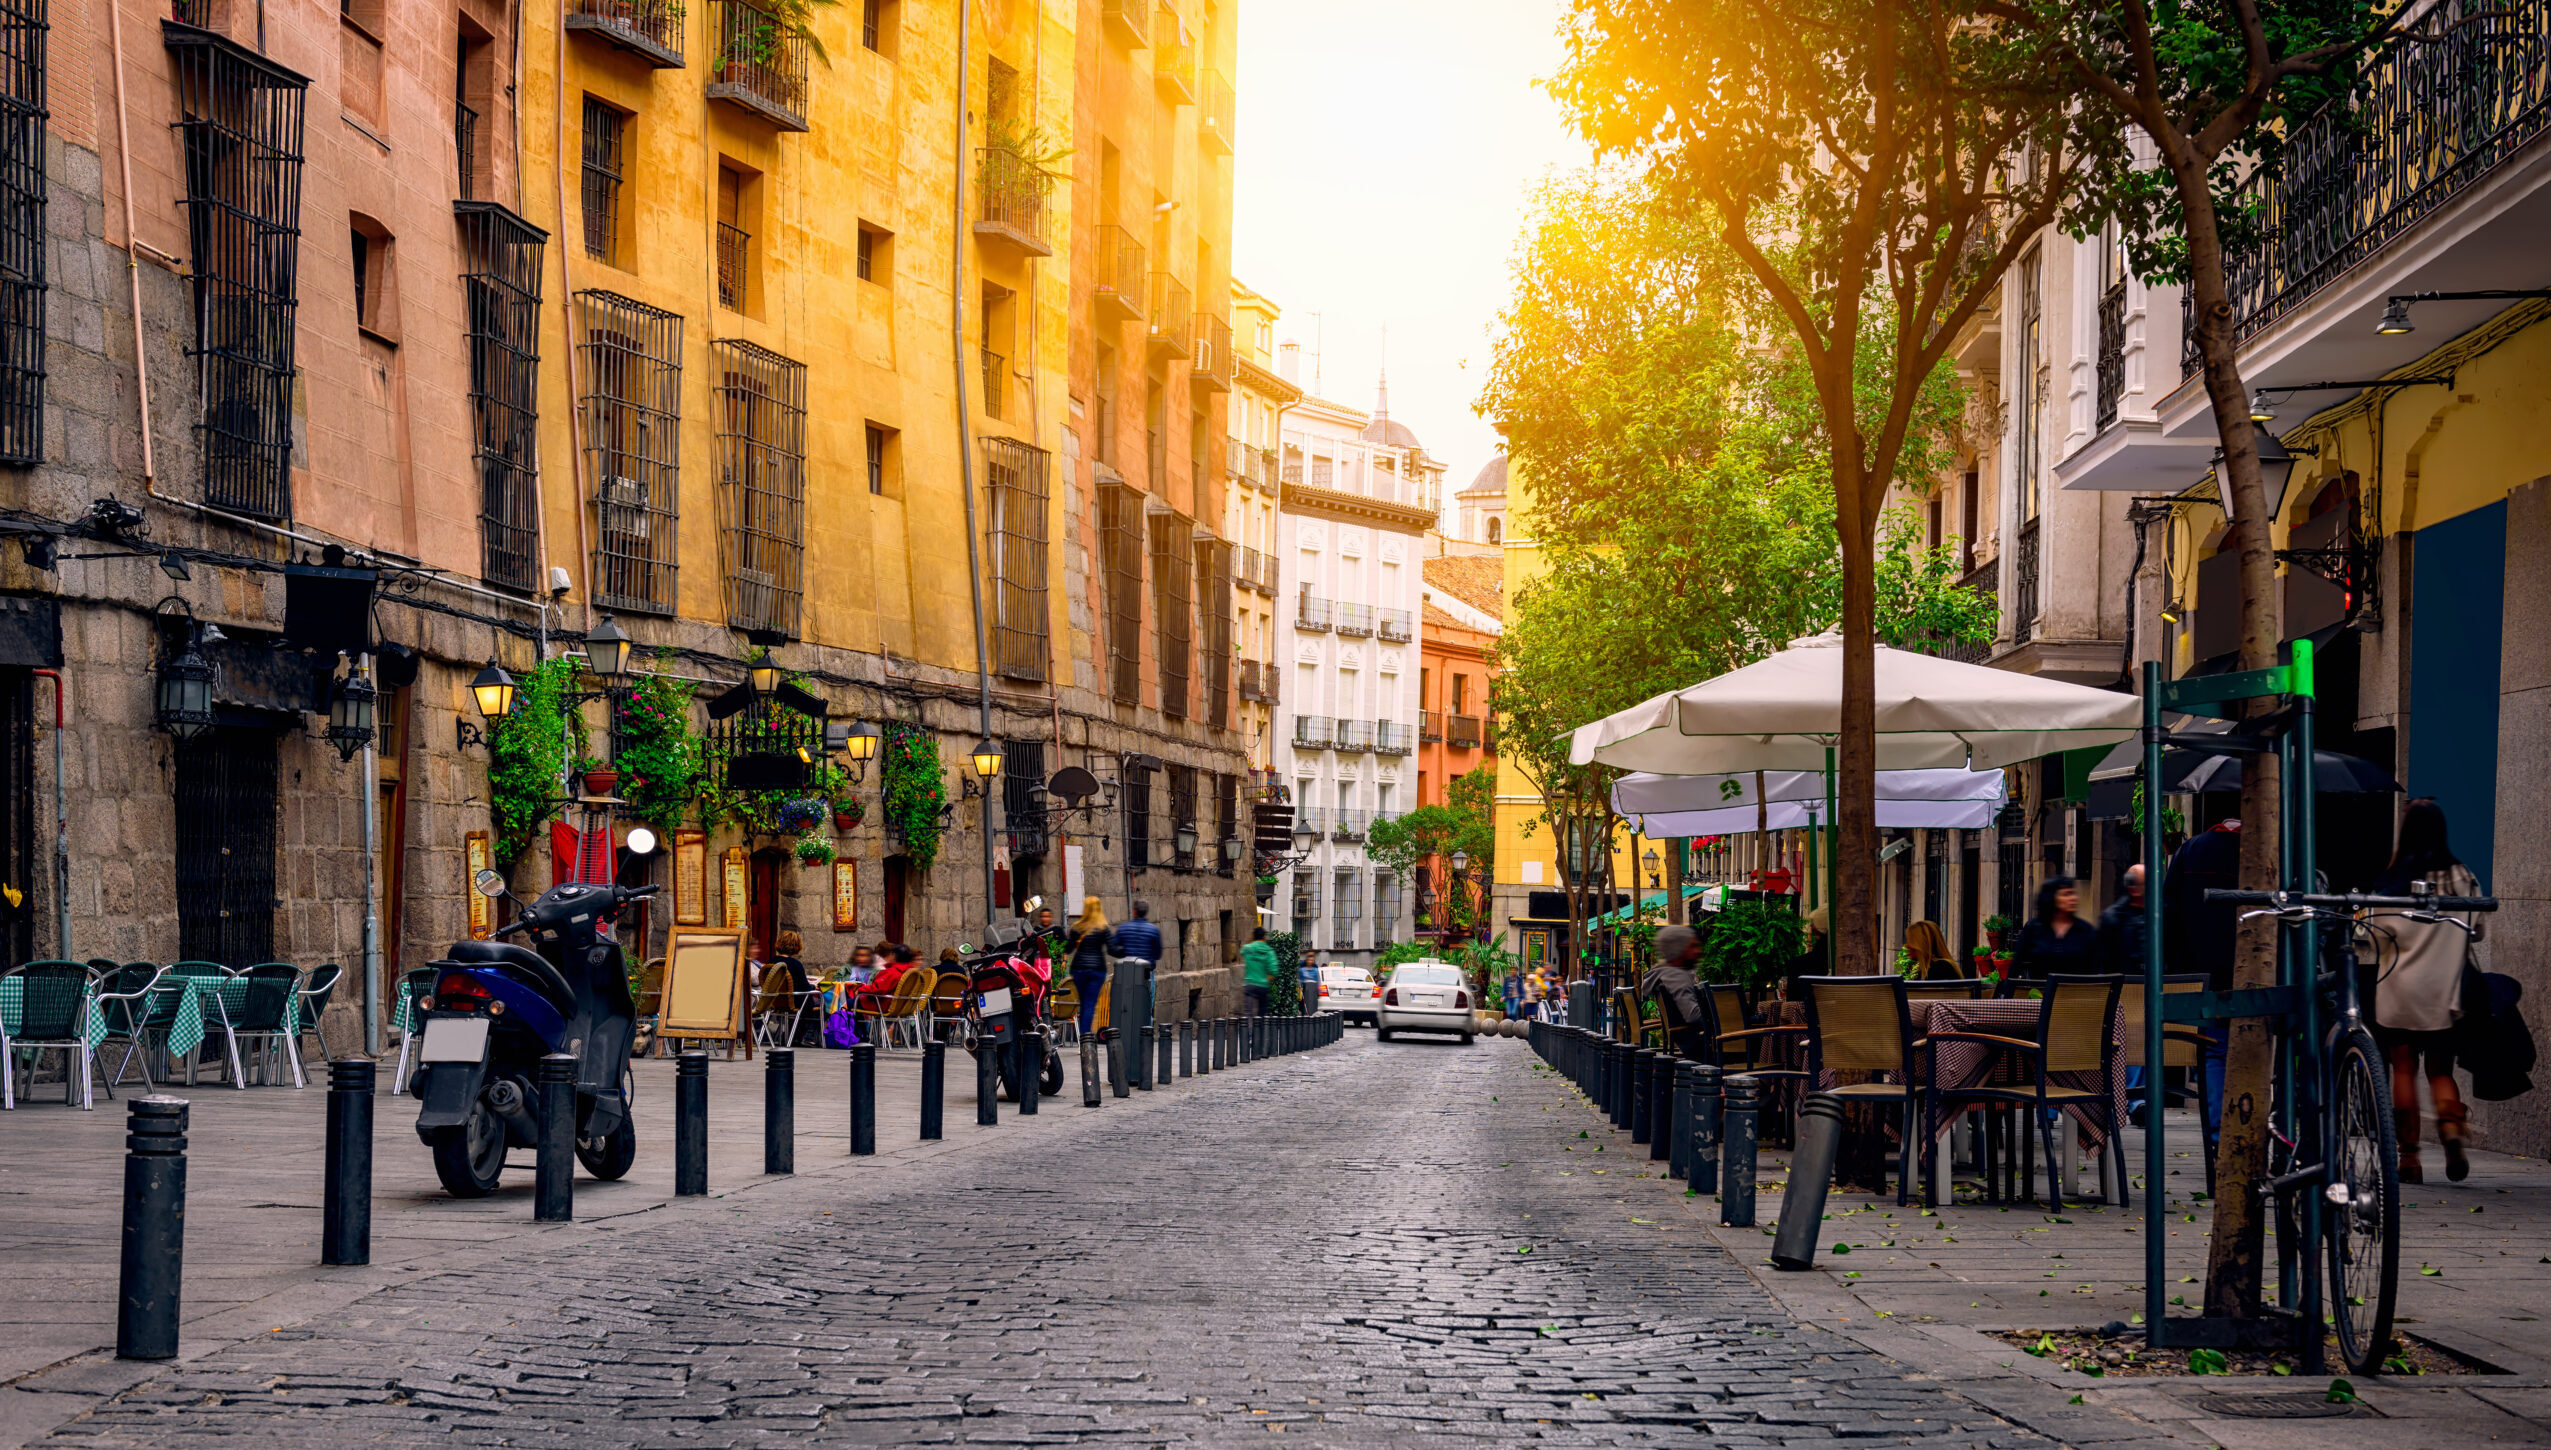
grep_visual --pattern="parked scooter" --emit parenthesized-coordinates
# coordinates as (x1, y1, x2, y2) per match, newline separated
(409, 869, 651, 1197)
(961, 910, 1066, 1101)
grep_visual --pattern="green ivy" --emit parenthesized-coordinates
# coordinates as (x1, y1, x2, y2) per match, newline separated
(1265, 929, 1306, 1014)
(880, 722, 945, 872)
(487, 658, 584, 868)
(613, 658, 704, 835)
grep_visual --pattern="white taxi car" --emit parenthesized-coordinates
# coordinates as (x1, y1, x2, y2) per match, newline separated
(1316, 964, 1379, 1025)
(1375, 960, 1475, 1044)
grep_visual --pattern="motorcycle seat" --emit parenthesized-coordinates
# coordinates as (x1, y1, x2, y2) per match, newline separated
(446, 940, 577, 1011)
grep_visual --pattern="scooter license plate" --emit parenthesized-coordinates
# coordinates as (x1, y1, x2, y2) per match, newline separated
(419, 1015, 491, 1063)
(978, 988, 1013, 1017)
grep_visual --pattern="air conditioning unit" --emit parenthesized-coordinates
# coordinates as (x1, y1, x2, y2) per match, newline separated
(600, 476, 652, 540)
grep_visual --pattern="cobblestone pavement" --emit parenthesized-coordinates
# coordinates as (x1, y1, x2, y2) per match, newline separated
(32, 1036, 2132, 1448)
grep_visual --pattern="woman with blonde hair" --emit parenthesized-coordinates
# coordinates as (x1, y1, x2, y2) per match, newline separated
(1065, 896, 1111, 1035)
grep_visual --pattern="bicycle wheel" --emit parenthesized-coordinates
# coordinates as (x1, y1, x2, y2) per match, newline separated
(2327, 1025, 2400, 1373)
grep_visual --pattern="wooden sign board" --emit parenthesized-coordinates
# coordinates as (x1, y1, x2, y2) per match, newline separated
(659, 929, 747, 1044)
(465, 831, 493, 940)
(832, 858, 858, 932)
(673, 830, 708, 925)
(721, 846, 747, 930)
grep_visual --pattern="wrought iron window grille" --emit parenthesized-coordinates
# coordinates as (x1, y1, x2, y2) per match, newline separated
(1200, 537, 1232, 729)
(1165, 762, 1196, 868)
(169, 21, 308, 520)
(1150, 508, 1193, 718)
(981, 435, 1051, 682)
(459, 202, 548, 592)
(1124, 763, 1152, 873)
(716, 221, 748, 309)
(578, 290, 683, 615)
(2013, 517, 2041, 646)
(1002, 739, 1048, 860)
(1099, 476, 1143, 704)
(2094, 278, 2126, 432)
(579, 96, 624, 263)
(711, 338, 806, 639)
(0, 0, 42, 468)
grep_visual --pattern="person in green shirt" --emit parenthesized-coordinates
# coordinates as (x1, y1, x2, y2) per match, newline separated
(1240, 927, 1278, 1017)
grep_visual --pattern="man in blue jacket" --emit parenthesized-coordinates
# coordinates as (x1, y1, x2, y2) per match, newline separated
(1109, 900, 1163, 963)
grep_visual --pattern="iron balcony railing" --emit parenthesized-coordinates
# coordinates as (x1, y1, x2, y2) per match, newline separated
(1199, 70, 1233, 154)
(1237, 545, 1274, 594)
(1296, 591, 1332, 631)
(1281, 460, 1303, 486)
(973, 145, 1053, 256)
(1331, 808, 1367, 842)
(708, 0, 811, 131)
(455, 101, 479, 200)
(980, 347, 1003, 420)
(1151, 6, 1195, 102)
(564, 0, 683, 67)
(2193, 0, 2551, 370)
(717, 222, 748, 309)
(1942, 559, 1999, 663)
(1376, 607, 1412, 642)
(1100, 0, 1145, 47)
(2095, 279, 2126, 430)
(1147, 272, 1191, 357)
(2013, 517, 2041, 646)
(1237, 658, 1264, 701)
(1191, 312, 1232, 391)
(1335, 719, 1375, 753)
(1094, 223, 1144, 322)
(1333, 600, 1374, 637)
(1375, 720, 1413, 756)
(1293, 806, 1328, 837)
(1292, 714, 1333, 749)
(1418, 709, 1442, 743)
(1447, 713, 1482, 748)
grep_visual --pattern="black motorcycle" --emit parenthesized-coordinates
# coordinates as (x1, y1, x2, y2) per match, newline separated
(409, 870, 651, 1197)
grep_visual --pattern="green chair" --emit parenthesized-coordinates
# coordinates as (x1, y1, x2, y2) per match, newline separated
(3, 961, 150, 1110)
(231, 964, 316, 1087)
(392, 966, 438, 1093)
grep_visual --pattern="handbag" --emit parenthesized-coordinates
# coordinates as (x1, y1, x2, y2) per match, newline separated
(824, 1007, 860, 1050)
(2456, 965, 2535, 1102)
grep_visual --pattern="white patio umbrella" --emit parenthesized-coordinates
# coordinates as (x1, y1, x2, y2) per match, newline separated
(1612, 766, 2008, 838)
(1569, 632, 2139, 774)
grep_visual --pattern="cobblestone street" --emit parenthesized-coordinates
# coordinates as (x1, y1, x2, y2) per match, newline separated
(9, 1034, 2123, 1448)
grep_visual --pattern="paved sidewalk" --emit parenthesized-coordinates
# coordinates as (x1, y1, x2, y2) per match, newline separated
(1518, 1055, 2551, 1448)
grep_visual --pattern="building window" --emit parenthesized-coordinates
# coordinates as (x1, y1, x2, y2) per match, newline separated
(459, 202, 547, 592)
(1002, 739, 1047, 860)
(1332, 868, 1360, 951)
(1215, 771, 1238, 876)
(0, 0, 38, 468)
(348, 213, 397, 337)
(1485, 516, 1500, 545)
(1201, 540, 1232, 729)
(580, 96, 625, 265)
(578, 290, 683, 614)
(1375, 872, 1401, 940)
(981, 435, 1051, 681)
(856, 223, 889, 283)
(715, 164, 751, 312)
(860, 0, 893, 53)
(1125, 762, 1152, 873)
(712, 338, 807, 638)
(1166, 763, 1196, 867)
(865, 422, 891, 495)
(172, 27, 309, 519)
(1151, 508, 1193, 718)
(2016, 246, 2043, 522)
(1100, 478, 1144, 705)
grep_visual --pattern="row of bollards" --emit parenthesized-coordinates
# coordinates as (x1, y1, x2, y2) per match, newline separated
(1526, 1020, 1758, 1227)
(114, 1012, 1350, 1362)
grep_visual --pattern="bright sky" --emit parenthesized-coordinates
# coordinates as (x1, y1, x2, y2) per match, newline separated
(1231, 0, 1590, 508)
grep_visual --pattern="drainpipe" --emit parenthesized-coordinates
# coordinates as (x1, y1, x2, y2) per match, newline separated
(32, 669, 66, 961)
(360, 653, 382, 1054)
(950, 0, 997, 927)
(108, 0, 158, 489)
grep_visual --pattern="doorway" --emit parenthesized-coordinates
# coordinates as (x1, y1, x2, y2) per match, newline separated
(175, 725, 280, 965)
(749, 847, 788, 962)
(883, 854, 910, 944)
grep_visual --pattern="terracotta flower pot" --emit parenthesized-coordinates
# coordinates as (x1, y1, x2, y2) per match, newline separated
(834, 804, 864, 830)
(584, 767, 620, 797)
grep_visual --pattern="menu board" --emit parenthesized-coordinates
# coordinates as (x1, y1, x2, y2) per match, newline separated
(465, 832, 493, 940)
(721, 846, 747, 930)
(832, 858, 858, 931)
(672, 830, 707, 925)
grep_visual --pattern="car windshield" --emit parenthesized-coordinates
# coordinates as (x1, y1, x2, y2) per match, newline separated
(1393, 965, 1462, 986)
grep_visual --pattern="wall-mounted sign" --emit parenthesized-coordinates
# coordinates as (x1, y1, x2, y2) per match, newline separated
(464, 832, 493, 940)
(721, 846, 747, 930)
(673, 830, 707, 925)
(832, 858, 859, 932)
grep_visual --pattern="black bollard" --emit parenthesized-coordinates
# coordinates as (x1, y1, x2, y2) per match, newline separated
(1690, 1064, 1723, 1194)
(117, 1096, 188, 1360)
(1105, 1027, 1128, 1098)
(1771, 1094, 1847, 1270)
(1669, 1062, 1697, 1181)
(675, 1051, 708, 1196)
(1136, 1025, 1157, 1091)
(976, 1043, 999, 1125)
(764, 1047, 795, 1175)
(1018, 1030, 1041, 1116)
(1629, 1048, 1654, 1144)
(1156, 1021, 1174, 1083)
(1220, 1017, 1232, 1068)
(1195, 1019, 1211, 1076)
(1649, 1053, 1676, 1163)
(1178, 1020, 1193, 1077)
(535, 1053, 577, 1221)
(922, 1039, 946, 1138)
(1080, 1034, 1101, 1107)
(322, 1059, 373, 1265)
(850, 1042, 877, 1155)
(1720, 1074, 1761, 1228)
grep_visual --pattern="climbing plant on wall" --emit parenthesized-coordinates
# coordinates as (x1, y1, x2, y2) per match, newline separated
(487, 657, 584, 868)
(879, 722, 945, 872)
(612, 656, 704, 835)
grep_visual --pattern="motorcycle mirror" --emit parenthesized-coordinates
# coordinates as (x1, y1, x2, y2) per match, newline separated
(1021, 894, 1044, 914)
(957, 943, 974, 954)
(473, 868, 509, 899)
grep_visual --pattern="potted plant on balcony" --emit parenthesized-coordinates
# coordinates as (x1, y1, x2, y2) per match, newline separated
(578, 757, 621, 799)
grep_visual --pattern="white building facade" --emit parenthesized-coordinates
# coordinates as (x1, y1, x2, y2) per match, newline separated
(1271, 383, 1444, 965)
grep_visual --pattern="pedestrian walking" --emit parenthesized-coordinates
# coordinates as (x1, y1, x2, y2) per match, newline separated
(2164, 816, 2243, 1133)
(2010, 876, 2099, 985)
(1240, 927, 1277, 1017)
(2098, 864, 2156, 1114)
(1638, 923, 1707, 1058)
(2366, 798, 2485, 1183)
(1109, 900, 1163, 964)
(1066, 897, 1110, 1036)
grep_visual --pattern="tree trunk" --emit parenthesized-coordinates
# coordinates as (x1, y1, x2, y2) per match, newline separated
(1834, 470, 1884, 976)
(2172, 147, 2286, 1321)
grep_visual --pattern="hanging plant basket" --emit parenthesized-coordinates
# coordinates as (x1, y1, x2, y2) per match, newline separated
(795, 836, 836, 867)
(834, 800, 864, 831)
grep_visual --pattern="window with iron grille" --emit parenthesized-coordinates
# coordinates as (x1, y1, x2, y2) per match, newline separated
(712, 338, 805, 638)
(1375, 872, 1401, 939)
(1165, 763, 1195, 866)
(1291, 873, 1318, 932)
(460, 202, 547, 591)
(981, 436, 1050, 681)
(1002, 739, 1046, 859)
(580, 96, 624, 264)
(1124, 762, 1152, 873)
(1150, 509, 1192, 719)
(170, 25, 308, 519)
(0, 0, 42, 467)
(1199, 539, 1232, 729)
(1331, 868, 1360, 950)
(579, 290, 682, 614)
(1099, 477, 1144, 704)
(1216, 771, 1238, 876)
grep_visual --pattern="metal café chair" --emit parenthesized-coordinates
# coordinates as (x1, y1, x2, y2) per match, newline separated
(163, 960, 246, 1088)
(94, 963, 174, 1091)
(230, 963, 326, 1087)
(1926, 973, 2126, 1213)
(295, 962, 345, 1060)
(391, 965, 438, 1089)
(3, 961, 156, 1110)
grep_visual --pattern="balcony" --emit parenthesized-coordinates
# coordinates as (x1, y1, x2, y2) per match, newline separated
(1101, 0, 1146, 48)
(1418, 709, 1442, 744)
(1375, 720, 1413, 756)
(1335, 719, 1375, 754)
(1190, 313, 1232, 392)
(1447, 713, 1482, 749)
(1293, 805, 1329, 836)
(2013, 518, 2041, 646)
(1331, 808, 1367, 842)
(1281, 460, 1303, 486)
(1376, 606, 1412, 642)
(1237, 546, 1275, 594)
(1942, 561, 1999, 664)
(565, 0, 683, 68)
(707, 0, 811, 132)
(1292, 714, 1334, 749)
(973, 146, 1054, 258)
(1151, 7, 1195, 103)
(1094, 224, 1145, 325)
(1199, 70, 1233, 155)
(1147, 273, 1192, 358)
(1333, 600, 1374, 637)
(1296, 591, 1332, 632)
(455, 102, 478, 199)
(2094, 279, 2125, 431)
(980, 348, 1004, 420)
(1237, 658, 1272, 702)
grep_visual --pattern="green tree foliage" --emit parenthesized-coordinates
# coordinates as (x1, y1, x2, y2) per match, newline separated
(1366, 766, 1498, 937)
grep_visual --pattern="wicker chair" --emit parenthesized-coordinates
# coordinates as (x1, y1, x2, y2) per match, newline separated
(1796, 974, 1932, 1205)
(2117, 973, 2213, 1202)
(1926, 973, 2125, 1212)
(856, 973, 932, 1048)
(1047, 979, 1081, 1045)
(926, 970, 971, 1044)
(1611, 987, 1665, 1048)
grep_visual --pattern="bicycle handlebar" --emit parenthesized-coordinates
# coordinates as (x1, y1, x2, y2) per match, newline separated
(2204, 888, 2497, 913)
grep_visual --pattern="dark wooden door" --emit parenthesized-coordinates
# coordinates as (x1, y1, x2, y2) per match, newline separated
(883, 855, 908, 944)
(749, 848, 785, 962)
(175, 726, 279, 965)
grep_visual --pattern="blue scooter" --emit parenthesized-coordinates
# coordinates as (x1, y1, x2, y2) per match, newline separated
(410, 870, 652, 1197)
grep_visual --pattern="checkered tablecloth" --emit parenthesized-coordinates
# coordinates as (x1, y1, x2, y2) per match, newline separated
(157, 976, 299, 1058)
(0, 978, 107, 1048)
